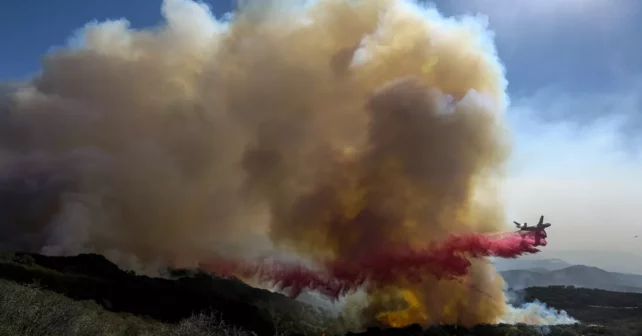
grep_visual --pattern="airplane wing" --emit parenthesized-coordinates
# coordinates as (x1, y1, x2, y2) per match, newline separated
(513, 221, 522, 229)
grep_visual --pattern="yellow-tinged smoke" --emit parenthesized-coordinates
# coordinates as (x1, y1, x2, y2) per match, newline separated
(0, 0, 514, 328)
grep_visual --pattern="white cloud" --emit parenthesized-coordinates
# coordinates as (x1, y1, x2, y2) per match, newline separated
(446, 0, 634, 42)
(501, 84, 642, 254)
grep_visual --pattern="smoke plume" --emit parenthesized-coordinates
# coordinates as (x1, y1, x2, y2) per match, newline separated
(502, 289, 578, 326)
(0, 0, 566, 328)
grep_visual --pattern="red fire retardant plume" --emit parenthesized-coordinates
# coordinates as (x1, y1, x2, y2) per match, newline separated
(200, 232, 546, 300)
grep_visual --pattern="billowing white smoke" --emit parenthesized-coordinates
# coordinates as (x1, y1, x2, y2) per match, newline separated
(500, 288, 578, 325)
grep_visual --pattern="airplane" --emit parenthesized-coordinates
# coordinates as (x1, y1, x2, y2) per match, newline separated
(513, 215, 551, 246)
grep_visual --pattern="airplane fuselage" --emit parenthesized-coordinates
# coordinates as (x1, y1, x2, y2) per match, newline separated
(520, 223, 551, 232)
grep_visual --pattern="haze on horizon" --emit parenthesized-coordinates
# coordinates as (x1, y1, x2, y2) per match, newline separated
(0, 0, 640, 259)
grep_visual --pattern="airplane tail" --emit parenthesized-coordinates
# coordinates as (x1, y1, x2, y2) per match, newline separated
(538, 215, 544, 226)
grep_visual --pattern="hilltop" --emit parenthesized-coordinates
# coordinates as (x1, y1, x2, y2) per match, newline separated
(492, 250, 642, 275)
(501, 265, 642, 293)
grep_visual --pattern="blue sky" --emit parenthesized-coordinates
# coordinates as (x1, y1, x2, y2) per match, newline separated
(1, 0, 641, 256)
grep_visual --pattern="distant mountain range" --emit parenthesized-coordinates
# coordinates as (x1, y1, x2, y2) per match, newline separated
(492, 250, 642, 275)
(493, 258, 572, 272)
(499, 264, 642, 293)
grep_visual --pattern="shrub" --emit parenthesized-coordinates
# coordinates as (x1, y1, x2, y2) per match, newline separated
(0, 279, 257, 336)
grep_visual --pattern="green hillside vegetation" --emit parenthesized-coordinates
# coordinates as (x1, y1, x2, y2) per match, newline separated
(1, 251, 642, 336)
(524, 285, 642, 308)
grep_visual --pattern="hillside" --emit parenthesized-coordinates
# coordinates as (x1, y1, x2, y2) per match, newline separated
(0, 252, 339, 336)
(0, 279, 619, 336)
(501, 265, 642, 293)
(2, 251, 642, 335)
(0, 278, 257, 336)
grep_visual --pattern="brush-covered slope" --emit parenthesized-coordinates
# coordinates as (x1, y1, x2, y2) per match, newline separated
(0, 251, 338, 336)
